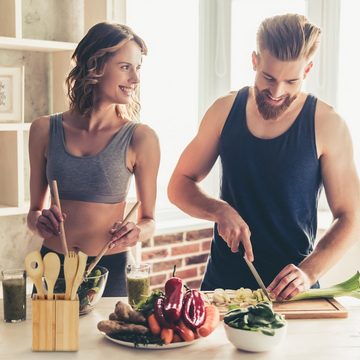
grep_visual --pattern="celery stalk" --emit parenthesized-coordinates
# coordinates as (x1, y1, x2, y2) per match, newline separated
(290, 271, 360, 301)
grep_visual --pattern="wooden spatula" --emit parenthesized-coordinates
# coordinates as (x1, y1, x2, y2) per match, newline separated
(84, 201, 141, 278)
(24, 250, 45, 299)
(70, 251, 88, 300)
(64, 251, 78, 300)
(43, 252, 60, 300)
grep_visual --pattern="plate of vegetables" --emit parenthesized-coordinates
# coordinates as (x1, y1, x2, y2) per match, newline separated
(97, 269, 220, 349)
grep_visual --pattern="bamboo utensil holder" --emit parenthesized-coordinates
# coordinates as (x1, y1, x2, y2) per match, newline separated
(32, 294, 79, 351)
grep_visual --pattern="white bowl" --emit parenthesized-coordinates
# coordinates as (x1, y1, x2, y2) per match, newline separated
(224, 322, 287, 352)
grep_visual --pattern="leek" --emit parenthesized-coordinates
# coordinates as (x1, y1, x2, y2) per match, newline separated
(290, 271, 360, 301)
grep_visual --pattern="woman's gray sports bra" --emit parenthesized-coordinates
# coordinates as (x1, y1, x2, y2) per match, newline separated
(46, 113, 138, 204)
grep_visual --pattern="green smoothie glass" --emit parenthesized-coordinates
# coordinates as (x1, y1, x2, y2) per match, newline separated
(126, 263, 150, 308)
(2, 269, 26, 322)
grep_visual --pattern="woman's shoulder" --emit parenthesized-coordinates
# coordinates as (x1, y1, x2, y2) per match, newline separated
(131, 123, 160, 152)
(29, 115, 52, 138)
(132, 123, 159, 142)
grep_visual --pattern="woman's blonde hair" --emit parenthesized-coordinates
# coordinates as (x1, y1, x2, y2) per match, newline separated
(256, 14, 321, 61)
(66, 22, 147, 119)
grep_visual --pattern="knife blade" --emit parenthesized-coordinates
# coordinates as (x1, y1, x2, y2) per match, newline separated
(243, 256, 272, 302)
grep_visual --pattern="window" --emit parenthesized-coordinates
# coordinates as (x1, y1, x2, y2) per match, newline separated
(126, 0, 200, 221)
(337, 0, 360, 169)
(123, 0, 347, 226)
(230, 0, 306, 90)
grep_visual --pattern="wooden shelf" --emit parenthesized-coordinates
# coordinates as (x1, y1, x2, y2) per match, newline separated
(0, 0, 116, 217)
(0, 36, 77, 52)
(0, 123, 31, 131)
(0, 203, 29, 216)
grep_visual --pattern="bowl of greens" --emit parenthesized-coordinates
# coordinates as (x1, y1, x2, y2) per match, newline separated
(51, 266, 108, 315)
(224, 302, 287, 352)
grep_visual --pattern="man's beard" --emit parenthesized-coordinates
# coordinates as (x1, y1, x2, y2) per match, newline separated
(255, 86, 297, 120)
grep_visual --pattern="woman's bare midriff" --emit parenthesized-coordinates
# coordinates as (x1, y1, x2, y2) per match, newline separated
(42, 199, 128, 256)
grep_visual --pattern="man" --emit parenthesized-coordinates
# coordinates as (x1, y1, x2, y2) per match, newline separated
(168, 14, 360, 301)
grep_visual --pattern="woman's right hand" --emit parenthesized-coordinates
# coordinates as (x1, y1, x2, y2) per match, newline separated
(35, 205, 66, 239)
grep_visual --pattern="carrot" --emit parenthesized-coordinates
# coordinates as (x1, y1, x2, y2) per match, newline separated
(171, 333, 183, 343)
(177, 320, 195, 342)
(198, 305, 220, 337)
(161, 327, 174, 345)
(147, 313, 161, 335)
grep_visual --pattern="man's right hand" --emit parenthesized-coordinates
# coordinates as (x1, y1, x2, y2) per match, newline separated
(215, 203, 254, 261)
(35, 205, 65, 239)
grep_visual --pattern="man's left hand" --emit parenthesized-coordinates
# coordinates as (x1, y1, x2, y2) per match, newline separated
(267, 264, 311, 301)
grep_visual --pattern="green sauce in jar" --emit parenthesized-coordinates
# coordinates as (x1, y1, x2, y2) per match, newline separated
(126, 275, 150, 307)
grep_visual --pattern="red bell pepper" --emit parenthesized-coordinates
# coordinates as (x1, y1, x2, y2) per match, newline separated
(154, 296, 173, 328)
(182, 289, 205, 330)
(163, 266, 184, 322)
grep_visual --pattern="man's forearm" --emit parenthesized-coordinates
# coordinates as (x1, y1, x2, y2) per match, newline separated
(299, 212, 360, 284)
(168, 174, 228, 223)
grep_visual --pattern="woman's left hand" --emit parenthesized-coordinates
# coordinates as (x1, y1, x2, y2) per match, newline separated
(108, 221, 141, 250)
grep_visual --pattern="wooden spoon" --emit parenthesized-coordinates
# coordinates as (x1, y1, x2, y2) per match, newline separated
(24, 250, 45, 299)
(51, 180, 68, 256)
(43, 252, 60, 300)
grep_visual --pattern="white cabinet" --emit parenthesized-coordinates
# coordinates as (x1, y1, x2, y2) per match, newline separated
(0, 0, 123, 216)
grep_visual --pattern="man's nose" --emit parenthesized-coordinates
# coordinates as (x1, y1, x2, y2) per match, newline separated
(270, 83, 285, 99)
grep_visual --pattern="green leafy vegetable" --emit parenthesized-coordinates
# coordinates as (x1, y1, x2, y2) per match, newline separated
(224, 302, 286, 336)
(109, 331, 164, 347)
(134, 289, 164, 317)
(291, 271, 360, 301)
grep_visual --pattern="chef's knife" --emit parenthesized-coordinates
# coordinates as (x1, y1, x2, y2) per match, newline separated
(243, 255, 272, 302)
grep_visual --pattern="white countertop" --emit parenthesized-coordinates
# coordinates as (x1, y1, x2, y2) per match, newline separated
(1, 296, 360, 360)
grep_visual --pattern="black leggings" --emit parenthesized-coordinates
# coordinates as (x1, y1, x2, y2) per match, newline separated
(40, 246, 128, 297)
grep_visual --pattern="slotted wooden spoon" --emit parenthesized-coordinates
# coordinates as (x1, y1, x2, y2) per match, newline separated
(24, 250, 45, 299)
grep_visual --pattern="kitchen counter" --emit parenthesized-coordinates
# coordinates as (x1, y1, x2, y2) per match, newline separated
(1, 297, 360, 360)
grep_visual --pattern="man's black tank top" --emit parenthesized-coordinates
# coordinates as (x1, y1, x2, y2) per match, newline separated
(202, 87, 322, 290)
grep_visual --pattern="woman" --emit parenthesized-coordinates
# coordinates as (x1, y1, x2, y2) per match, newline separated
(27, 22, 160, 296)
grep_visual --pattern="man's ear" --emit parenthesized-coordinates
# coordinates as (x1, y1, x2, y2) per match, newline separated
(303, 61, 313, 79)
(252, 51, 258, 71)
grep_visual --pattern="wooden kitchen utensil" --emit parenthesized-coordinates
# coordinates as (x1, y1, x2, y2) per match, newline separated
(84, 201, 141, 278)
(70, 251, 88, 300)
(43, 252, 61, 300)
(24, 250, 45, 299)
(51, 180, 68, 256)
(64, 251, 78, 300)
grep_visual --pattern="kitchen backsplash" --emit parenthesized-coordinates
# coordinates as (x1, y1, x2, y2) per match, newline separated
(0, 215, 42, 271)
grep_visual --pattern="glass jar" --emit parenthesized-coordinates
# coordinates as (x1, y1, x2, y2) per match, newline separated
(126, 263, 150, 307)
(2, 269, 26, 322)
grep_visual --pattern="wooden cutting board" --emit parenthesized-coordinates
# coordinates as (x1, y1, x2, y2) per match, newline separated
(273, 298, 348, 319)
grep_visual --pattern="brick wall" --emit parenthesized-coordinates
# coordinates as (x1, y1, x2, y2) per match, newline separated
(141, 228, 213, 291)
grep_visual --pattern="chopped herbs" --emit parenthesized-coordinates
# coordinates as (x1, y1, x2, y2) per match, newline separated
(109, 332, 164, 347)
